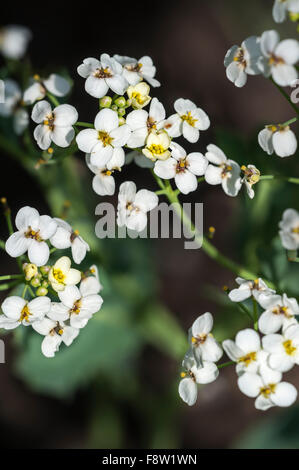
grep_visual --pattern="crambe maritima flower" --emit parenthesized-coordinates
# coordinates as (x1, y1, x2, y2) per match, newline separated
(48, 256, 81, 292)
(258, 124, 297, 158)
(127, 82, 151, 110)
(240, 165, 261, 199)
(273, 0, 299, 23)
(32, 317, 79, 358)
(262, 323, 299, 372)
(80, 265, 103, 295)
(279, 208, 299, 250)
(224, 36, 261, 87)
(32, 100, 78, 150)
(163, 98, 210, 143)
(257, 293, 299, 334)
(179, 351, 219, 406)
(114, 54, 160, 87)
(76, 108, 130, 167)
(85, 149, 125, 196)
(0, 25, 31, 59)
(50, 218, 90, 264)
(222, 329, 263, 375)
(204, 144, 242, 197)
(259, 30, 299, 86)
(24, 74, 70, 105)
(142, 130, 171, 162)
(0, 79, 29, 135)
(5, 206, 57, 266)
(228, 277, 275, 302)
(154, 142, 208, 195)
(238, 368, 296, 410)
(77, 54, 128, 98)
(117, 181, 158, 232)
(0, 296, 50, 329)
(188, 312, 223, 366)
(126, 97, 165, 148)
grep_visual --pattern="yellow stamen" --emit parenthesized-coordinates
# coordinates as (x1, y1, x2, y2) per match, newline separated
(283, 339, 297, 356)
(52, 268, 66, 284)
(19, 304, 30, 322)
(238, 351, 257, 366)
(181, 111, 197, 127)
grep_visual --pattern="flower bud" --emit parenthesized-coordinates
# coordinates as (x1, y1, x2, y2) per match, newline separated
(118, 108, 126, 117)
(36, 286, 48, 296)
(40, 265, 50, 276)
(111, 104, 118, 111)
(114, 96, 126, 108)
(99, 96, 112, 108)
(31, 276, 41, 288)
(24, 263, 38, 281)
(118, 117, 126, 126)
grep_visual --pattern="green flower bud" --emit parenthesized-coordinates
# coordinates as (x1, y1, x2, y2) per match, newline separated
(118, 117, 126, 126)
(99, 96, 112, 108)
(118, 108, 126, 117)
(31, 276, 41, 288)
(111, 104, 118, 111)
(42, 280, 49, 288)
(40, 265, 50, 276)
(36, 287, 48, 296)
(114, 96, 126, 108)
(126, 99, 132, 107)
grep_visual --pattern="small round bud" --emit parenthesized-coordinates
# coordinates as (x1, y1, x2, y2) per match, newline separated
(126, 99, 132, 107)
(111, 104, 118, 111)
(24, 263, 38, 281)
(31, 276, 41, 288)
(41, 280, 49, 288)
(118, 117, 126, 126)
(99, 96, 112, 108)
(40, 265, 50, 276)
(36, 287, 48, 296)
(114, 96, 126, 108)
(118, 108, 126, 117)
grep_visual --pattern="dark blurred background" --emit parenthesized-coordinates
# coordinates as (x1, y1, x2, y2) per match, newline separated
(1, 0, 299, 449)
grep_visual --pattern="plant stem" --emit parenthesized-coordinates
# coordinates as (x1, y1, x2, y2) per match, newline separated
(252, 298, 258, 331)
(282, 117, 298, 127)
(46, 92, 60, 108)
(260, 174, 299, 185)
(0, 280, 19, 291)
(237, 302, 254, 321)
(22, 284, 28, 298)
(0, 274, 24, 281)
(75, 121, 94, 128)
(270, 77, 299, 116)
(217, 360, 235, 369)
(0, 239, 5, 250)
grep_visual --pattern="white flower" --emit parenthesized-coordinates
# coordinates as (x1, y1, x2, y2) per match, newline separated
(85, 149, 125, 196)
(32, 317, 79, 358)
(23, 74, 70, 105)
(0, 25, 31, 59)
(50, 218, 90, 264)
(32, 100, 78, 150)
(48, 256, 81, 292)
(228, 277, 275, 302)
(258, 125, 297, 158)
(240, 165, 260, 199)
(0, 79, 29, 135)
(204, 144, 242, 197)
(0, 296, 50, 330)
(262, 323, 299, 372)
(279, 208, 299, 250)
(273, 0, 299, 23)
(223, 329, 263, 375)
(224, 36, 261, 87)
(238, 369, 296, 410)
(126, 97, 165, 148)
(178, 351, 219, 406)
(258, 293, 299, 334)
(49, 284, 103, 329)
(117, 181, 158, 232)
(77, 54, 128, 98)
(114, 54, 160, 87)
(76, 108, 130, 167)
(259, 30, 299, 86)
(142, 130, 171, 162)
(162, 98, 210, 143)
(127, 82, 151, 109)
(5, 206, 57, 266)
(188, 312, 223, 366)
(80, 265, 103, 295)
(154, 142, 208, 195)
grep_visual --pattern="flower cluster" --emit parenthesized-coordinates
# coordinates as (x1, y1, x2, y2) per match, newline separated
(0, 206, 103, 357)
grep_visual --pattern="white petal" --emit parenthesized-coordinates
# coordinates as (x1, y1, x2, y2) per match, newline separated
(228, 285, 251, 302)
(23, 82, 45, 104)
(28, 296, 51, 321)
(178, 378, 198, 406)
(149, 97, 165, 122)
(258, 128, 274, 155)
(200, 337, 223, 362)
(44, 74, 70, 97)
(50, 226, 71, 249)
(271, 382, 297, 407)
(85, 75, 109, 98)
(61, 326, 79, 345)
(54, 104, 78, 127)
(1, 296, 25, 319)
(48, 303, 69, 321)
(38, 215, 57, 239)
(204, 165, 222, 185)
(51, 126, 75, 148)
(77, 58, 100, 78)
(32, 317, 56, 335)
(110, 124, 131, 147)
(27, 240, 49, 266)
(126, 211, 147, 232)
(94, 108, 119, 132)
(33, 124, 52, 150)
(154, 158, 176, 180)
(275, 39, 299, 65)
(273, 129, 297, 157)
(71, 236, 89, 264)
(65, 268, 81, 286)
(182, 121, 199, 143)
(192, 312, 213, 336)
(76, 129, 98, 153)
(80, 294, 103, 314)
(258, 311, 283, 334)
(106, 75, 128, 95)
(41, 334, 62, 358)
(126, 109, 148, 131)
(134, 189, 158, 212)
(238, 372, 263, 397)
(5, 232, 28, 257)
(59, 285, 81, 308)
(31, 100, 52, 123)
(186, 152, 208, 175)
(235, 328, 260, 354)
(194, 361, 219, 384)
(260, 30, 280, 57)
(92, 174, 115, 196)
(272, 64, 298, 87)
(175, 170, 198, 195)
(205, 144, 227, 164)
(255, 394, 274, 411)
(222, 339, 243, 362)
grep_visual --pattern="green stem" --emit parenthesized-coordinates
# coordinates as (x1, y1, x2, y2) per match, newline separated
(217, 360, 235, 369)
(252, 298, 258, 331)
(260, 174, 299, 185)
(0, 239, 5, 250)
(270, 77, 299, 116)
(282, 117, 297, 127)
(22, 284, 28, 299)
(0, 274, 24, 281)
(46, 91, 60, 108)
(151, 169, 165, 191)
(75, 121, 94, 128)
(237, 302, 254, 321)
(0, 280, 20, 291)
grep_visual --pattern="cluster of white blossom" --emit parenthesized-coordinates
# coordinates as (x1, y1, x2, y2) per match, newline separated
(0, 206, 103, 357)
(272, 0, 299, 23)
(180, 278, 299, 410)
(279, 208, 299, 251)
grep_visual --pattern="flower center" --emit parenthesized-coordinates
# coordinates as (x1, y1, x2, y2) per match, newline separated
(176, 159, 187, 173)
(125, 62, 142, 72)
(98, 131, 113, 147)
(292, 226, 299, 234)
(71, 299, 82, 315)
(191, 334, 207, 346)
(94, 67, 112, 79)
(272, 305, 291, 317)
(147, 117, 157, 131)
(131, 91, 148, 106)
(50, 324, 64, 336)
(233, 47, 247, 68)
(283, 339, 297, 356)
(52, 268, 66, 284)
(238, 351, 257, 366)
(260, 383, 276, 398)
(19, 304, 30, 322)
(241, 166, 260, 185)
(43, 113, 55, 130)
(25, 227, 43, 242)
(181, 111, 197, 127)
(268, 54, 285, 66)
(220, 163, 232, 178)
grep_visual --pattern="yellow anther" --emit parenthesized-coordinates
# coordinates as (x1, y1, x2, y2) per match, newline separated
(73, 229, 79, 236)
(19, 304, 30, 322)
(48, 147, 54, 154)
(238, 351, 257, 366)
(222, 285, 229, 292)
(33, 74, 40, 81)
(1, 197, 7, 204)
(241, 165, 247, 172)
(180, 372, 186, 378)
(58, 329, 64, 335)
(106, 170, 112, 176)
(283, 339, 297, 356)
(209, 226, 215, 233)
(191, 336, 196, 344)
(181, 111, 197, 127)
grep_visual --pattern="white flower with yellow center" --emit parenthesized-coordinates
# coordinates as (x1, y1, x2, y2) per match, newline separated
(23, 74, 70, 105)
(240, 165, 260, 199)
(224, 36, 261, 87)
(76, 108, 131, 167)
(77, 53, 128, 98)
(113, 54, 160, 87)
(85, 148, 125, 196)
(117, 181, 158, 232)
(237, 368, 296, 411)
(188, 312, 223, 367)
(273, 0, 299, 23)
(223, 329, 265, 375)
(0, 79, 29, 135)
(262, 323, 299, 372)
(126, 97, 165, 148)
(258, 30, 299, 86)
(258, 124, 297, 158)
(32, 317, 79, 358)
(50, 218, 90, 265)
(49, 283, 103, 329)
(32, 100, 78, 150)
(258, 293, 299, 334)
(178, 351, 219, 406)
(127, 82, 151, 109)
(142, 130, 171, 162)
(48, 256, 81, 292)
(204, 144, 242, 197)
(5, 206, 57, 267)
(0, 296, 50, 330)
(154, 142, 208, 195)
(279, 208, 299, 250)
(80, 265, 103, 296)
(162, 98, 210, 143)
(228, 277, 275, 303)
(0, 25, 31, 59)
